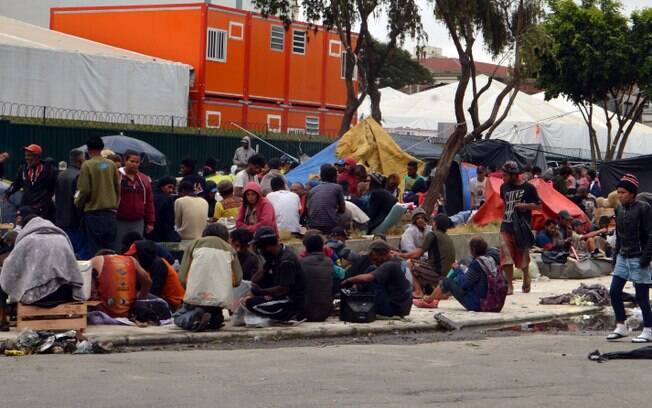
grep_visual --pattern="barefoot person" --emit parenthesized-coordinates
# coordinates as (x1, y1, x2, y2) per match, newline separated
(607, 174, 652, 343)
(499, 161, 540, 294)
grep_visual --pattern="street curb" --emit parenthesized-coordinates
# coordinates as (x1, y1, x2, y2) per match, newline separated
(88, 306, 605, 348)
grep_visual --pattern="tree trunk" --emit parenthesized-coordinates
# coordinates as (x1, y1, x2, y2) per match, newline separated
(368, 80, 382, 123)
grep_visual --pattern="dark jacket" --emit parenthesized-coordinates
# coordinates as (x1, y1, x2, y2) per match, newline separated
(299, 252, 334, 322)
(615, 200, 652, 265)
(54, 165, 81, 229)
(366, 189, 397, 233)
(147, 191, 180, 242)
(6, 161, 57, 216)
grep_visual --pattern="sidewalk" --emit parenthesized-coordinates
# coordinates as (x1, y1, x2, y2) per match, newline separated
(0, 277, 612, 348)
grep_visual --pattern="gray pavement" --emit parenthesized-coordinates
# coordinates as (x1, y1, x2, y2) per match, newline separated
(0, 333, 647, 407)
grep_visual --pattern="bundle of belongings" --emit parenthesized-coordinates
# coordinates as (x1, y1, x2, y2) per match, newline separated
(540, 283, 610, 306)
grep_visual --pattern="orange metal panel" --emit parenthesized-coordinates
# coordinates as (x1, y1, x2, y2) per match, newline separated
(288, 28, 323, 106)
(203, 99, 243, 128)
(248, 17, 286, 102)
(204, 9, 247, 97)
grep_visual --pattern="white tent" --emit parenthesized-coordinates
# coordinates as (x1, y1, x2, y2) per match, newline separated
(359, 75, 652, 159)
(0, 16, 191, 126)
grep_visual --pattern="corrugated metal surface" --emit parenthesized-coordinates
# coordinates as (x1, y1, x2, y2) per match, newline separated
(0, 120, 329, 179)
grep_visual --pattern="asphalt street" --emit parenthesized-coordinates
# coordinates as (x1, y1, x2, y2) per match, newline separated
(0, 333, 648, 408)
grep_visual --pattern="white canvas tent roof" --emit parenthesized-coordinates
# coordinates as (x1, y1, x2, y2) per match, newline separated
(358, 75, 652, 159)
(0, 16, 191, 125)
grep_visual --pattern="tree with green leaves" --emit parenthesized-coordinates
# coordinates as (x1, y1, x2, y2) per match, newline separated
(422, 0, 543, 214)
(253, 0, 425, 135)
(534, 0, 652, 163)
(374, 41, 433, 90)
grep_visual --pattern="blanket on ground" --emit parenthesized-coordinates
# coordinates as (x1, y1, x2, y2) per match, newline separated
(0, 217, 83, 304)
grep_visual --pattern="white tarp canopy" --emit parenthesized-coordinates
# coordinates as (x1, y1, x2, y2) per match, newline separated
(359, 75, 652, 159)
(0, 16, 191, 126)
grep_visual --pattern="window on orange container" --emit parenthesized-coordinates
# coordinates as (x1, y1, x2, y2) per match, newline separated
(271, 26, 284, 51)
(341, 51, 358, 80)
(229, 22, 244, 40)
(206, 111, 222, 128)
(305, 116, 320, 135)
(329, 40, 341, 57)
(267, 115, 282, 132)
(292, 30, 306, 54)
(207, 28, 227, 62)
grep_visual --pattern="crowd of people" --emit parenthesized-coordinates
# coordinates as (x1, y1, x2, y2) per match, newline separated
(0, 137, 650, 344)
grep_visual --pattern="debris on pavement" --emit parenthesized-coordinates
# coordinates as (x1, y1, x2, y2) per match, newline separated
(1, 330, 113, 356)
(539, 283, 611, 306)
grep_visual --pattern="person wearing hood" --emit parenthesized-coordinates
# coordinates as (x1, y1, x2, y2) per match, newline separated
(236, 182, 278, 235)
(400, 209, 431, 252)
(125, 240, 185, 311)
(233, 136, 256, 171)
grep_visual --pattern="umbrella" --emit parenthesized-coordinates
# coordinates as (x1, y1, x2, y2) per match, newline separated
(76, 135, 168, 166)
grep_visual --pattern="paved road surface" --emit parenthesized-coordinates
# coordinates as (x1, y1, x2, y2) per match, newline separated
(0, 334, 648, 407)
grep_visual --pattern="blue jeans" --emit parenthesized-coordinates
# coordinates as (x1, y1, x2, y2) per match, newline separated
(442, 269, 481, 312)
(62, 227, 90, 260)
(610, 275, 652, 327)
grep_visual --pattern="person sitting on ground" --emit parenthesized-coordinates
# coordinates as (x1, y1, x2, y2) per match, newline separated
(147, 176, 180, 243)
(366, 173, 398, 234)
(592, 215, 615, 257)
(120, 231, 175, 265)
(244, 227, 305, 322)
(175, 181, 209, 241)
(236, 182, 278, 235)
(234, 155, 265, 198)
(213, 180, 242, 221)
(340, 240, 412, 318)
(395, 214, 455, 305)
(0, 213, 84, 306)
(426, 237, 505, 312)
(325, 226, 359, 267)
(125, 240, 185, 311)
(260, 158, 289, 196)
(89, 249, 152, 317)
(535, 219, 565, 251)
(337, 157, 359, 197)
(205, 181, 218, 219)
(174, 223, 243, 331)
(400, 208, 431, 252)
(386, 174, 401, 200)
(570, 219, 602, 256)
(0, 230, 17, 331)
(558, 210, 573, 240)
(267, 176, 301, 235)
(290, 182, 308, 223)
(299, 234, 334, 322)
(404, 160, 424, 194)
(230, 228, 260, 281)
(180, 157, 207, 198)
(306, 164, 348, 234)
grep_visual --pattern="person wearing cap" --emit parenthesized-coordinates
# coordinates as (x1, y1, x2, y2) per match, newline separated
(499, 160, 540, 295)
(469, 166, 487, 209)
(55, 149, 87, 259)
(213, 180, 242, 221)
(395, 213, 455, 306)
(298, 234, 334, 321)
(557, 210, 573, 240)
(233, 155, 265, 198)
(236, 182, 278, 236)
(608, 174, 652, 343)
(4, 144, 57, 220)
(400, 208, 431, 253)
(340, 240, 412, 317)
(245, 226, 305, 322)
(233, 136, 256, 171)
(337, 156, 359, 197)
(147, 176, 180, 243)
(205, 180, 218, 219)
(76, 136, 121, 255)
(260, 158, 289, 196)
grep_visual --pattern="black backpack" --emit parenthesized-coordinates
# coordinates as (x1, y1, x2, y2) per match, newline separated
(513, 210, 534, 250)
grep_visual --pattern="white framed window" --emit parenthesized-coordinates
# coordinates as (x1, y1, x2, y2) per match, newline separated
(270, 26, 284, 51)
(206, 28, 227, 62)
(206, 111, 222, 128)
(267, 114, 282, 132)
(328, 40, 341, 57)
(292, 30, 306, 54)
(229, 22, 244, 40)
(341, 51, 358, 80)
(305, 116, 320, 135)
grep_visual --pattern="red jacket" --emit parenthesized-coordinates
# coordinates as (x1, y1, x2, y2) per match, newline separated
(116, 170, 155, 226)
(236, 182, 278, 235)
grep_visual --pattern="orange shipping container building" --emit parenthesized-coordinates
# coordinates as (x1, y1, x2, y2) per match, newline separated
(51, 3, 357, 136)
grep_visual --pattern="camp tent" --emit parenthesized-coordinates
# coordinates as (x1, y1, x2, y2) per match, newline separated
(472, 175, 589, 230)
(460, 139, 547, 171)
(599, 154, 652, 195)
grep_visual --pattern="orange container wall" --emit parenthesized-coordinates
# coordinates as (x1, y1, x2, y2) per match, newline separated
(287, 27, 323, 106)
(205, 9, 247, 97)
(323, 32, 349, 108)
(248, 16, 286, 102)
(203, 100, 244, 129)
(247, 103, 285, 131)
(324, 112, 344, 136)
(51, 5, 204, 92)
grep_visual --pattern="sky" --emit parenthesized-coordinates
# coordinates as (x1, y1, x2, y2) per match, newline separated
(368, 0, 651, 63)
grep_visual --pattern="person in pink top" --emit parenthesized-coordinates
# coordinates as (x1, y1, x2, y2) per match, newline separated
(236, 182, 278, 236)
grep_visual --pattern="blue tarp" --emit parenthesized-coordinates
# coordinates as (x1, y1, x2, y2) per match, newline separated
(286, 140, 339, 184)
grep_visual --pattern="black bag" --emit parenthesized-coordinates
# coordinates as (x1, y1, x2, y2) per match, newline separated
(339, 288, 376, 323)
(541, 251, 570, 264)
(132, 297, 172, 323)
(513, 210, 534, 250)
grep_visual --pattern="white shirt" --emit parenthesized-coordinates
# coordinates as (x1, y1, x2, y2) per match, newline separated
(469, 176, 487, 207)
(266, 190, 301, 233)
(234, 169, 258, 189)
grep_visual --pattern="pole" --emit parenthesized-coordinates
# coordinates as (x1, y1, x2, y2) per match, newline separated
(230, 122, 299, 163)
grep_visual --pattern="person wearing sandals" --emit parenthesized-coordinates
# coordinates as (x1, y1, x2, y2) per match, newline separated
(607, 174, 652, 343)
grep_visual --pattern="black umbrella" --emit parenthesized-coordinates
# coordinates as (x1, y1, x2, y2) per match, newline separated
(77, 135, 168, 166)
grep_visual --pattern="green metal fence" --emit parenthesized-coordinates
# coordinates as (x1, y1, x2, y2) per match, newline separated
(0, 120, 331, 179)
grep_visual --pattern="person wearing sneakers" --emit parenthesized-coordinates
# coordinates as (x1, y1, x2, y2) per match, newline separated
(499, 161, 540, 295)
(607, 174, 652, 343)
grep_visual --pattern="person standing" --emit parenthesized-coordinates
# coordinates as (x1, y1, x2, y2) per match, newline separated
(233, 136, 256, 171)
(499, 161, 540, 295)
(147, 176, 180, 243)
(115, 150, 155, 250)
(76, 137, 121, 256)
(55, 149, 87, 259)
(608, 174, 652, 343)
(469, 166, 487, 209)
(174, 181, 208, 241)
(4, 144, 57, 219)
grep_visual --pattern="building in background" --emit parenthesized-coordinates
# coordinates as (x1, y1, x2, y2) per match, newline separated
(0, 16, 190, 126)
(50, 3, 356, 135)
